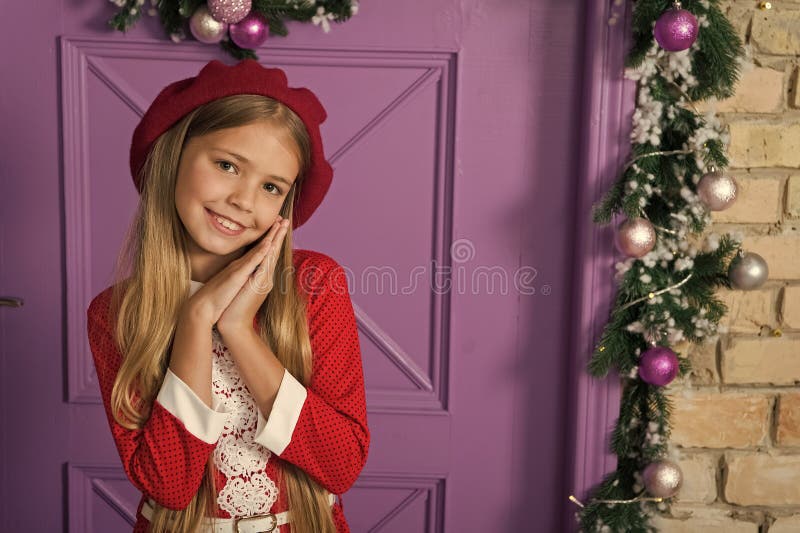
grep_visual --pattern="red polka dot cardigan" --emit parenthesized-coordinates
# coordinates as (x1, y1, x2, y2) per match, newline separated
(86, 249, 370, 532)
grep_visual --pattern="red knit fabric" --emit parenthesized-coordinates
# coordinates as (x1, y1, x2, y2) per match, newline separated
(87, 249, 369, 532)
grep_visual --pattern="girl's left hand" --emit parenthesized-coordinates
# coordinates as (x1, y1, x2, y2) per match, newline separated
(217, 216, 290, 335)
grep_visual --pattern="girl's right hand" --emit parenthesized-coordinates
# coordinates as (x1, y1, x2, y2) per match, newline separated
(181, 231, 274, 328)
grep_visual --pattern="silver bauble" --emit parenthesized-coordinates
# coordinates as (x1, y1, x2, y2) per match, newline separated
(728, 250, 768, 290)
(697, 169, 738, 211)
(614, 217, 656, 258)
(189, 5, 229, 44)
(642, 460, 683, 498)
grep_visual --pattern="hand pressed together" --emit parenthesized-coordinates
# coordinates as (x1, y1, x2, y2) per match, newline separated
(183, 215, 290, 335)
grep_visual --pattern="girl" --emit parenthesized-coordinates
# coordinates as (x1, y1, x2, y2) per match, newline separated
(86, 59, 370, 533)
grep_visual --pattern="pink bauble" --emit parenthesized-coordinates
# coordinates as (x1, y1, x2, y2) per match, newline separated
(189, 5, 228, 44)
(207, 0, 252, 24)
(697, 170, 738, 211)
(229, 11, 269, 49)
(643, 460, 683, 498)
(638, 346, 679, 387)
(614, 217, 656, 258)
(653, 6, 699, 52)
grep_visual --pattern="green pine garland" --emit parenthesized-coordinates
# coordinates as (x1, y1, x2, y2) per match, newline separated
(577, 1, 745, 531)
(107, 0, 358, 60)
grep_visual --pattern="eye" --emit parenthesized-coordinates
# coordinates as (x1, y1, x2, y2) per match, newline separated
(263, 183, 282, 195)
(216, 160, 238, 174)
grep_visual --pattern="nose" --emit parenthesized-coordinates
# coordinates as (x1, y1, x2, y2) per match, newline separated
(227, 179, 257, 215)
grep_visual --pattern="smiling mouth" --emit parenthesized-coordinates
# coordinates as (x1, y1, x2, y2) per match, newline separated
(207, 209, 242, 227)
(206, 208, 247, 234)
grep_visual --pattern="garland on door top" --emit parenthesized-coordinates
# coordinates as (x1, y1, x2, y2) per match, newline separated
(107, 0, 359, 60)
(571, 1, 769, 531)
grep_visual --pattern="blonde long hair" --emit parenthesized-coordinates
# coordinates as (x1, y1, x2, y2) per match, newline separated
(108, 94, 337, 533)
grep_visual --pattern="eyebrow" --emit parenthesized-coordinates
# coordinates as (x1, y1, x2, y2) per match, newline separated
(211, 148, 294, 187)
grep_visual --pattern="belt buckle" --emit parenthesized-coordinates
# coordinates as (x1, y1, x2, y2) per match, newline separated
(235, 513, 277, 533)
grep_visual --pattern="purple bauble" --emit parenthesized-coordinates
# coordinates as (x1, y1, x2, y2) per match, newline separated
(638, 346, 679, 386)
(208, 0, 252, 24)
(653, 4, 699, 52)
(229, 10, 269, 49)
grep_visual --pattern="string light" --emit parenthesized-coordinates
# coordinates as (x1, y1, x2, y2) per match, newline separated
(619, 272, 694, 311)
(568, 494, 664, 508)
(748, 319, 782, 337)
(622, 149, 695, 174)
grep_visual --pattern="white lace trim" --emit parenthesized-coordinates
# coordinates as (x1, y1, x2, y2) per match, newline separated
(211, 327, 279, 520)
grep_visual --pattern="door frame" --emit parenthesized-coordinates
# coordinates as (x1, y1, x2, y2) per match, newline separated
(565, 0, 633, 526)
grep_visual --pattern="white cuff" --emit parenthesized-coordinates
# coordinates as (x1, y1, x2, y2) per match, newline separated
(156, 368, 230, 444)
(253, 368, 307, 455)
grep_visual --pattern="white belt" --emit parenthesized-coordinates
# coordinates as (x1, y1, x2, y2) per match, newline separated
(141, 493, 337, 533)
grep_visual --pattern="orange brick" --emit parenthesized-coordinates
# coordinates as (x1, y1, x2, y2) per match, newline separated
(777, 392, 800, 446)
(723, 337, 800, 385)
(670, 392, 770, 448)
(726, 453, 800, 505)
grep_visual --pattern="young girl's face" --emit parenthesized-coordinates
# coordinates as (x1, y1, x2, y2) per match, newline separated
(175, 120, 299, 280)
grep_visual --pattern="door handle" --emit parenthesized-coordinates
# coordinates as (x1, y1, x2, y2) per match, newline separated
(0, 297, 24, 307)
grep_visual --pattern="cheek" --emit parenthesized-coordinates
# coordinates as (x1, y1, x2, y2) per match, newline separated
(253, 209, 279, 234)
(179, 161, 224, 199)
(175, 167, 211, 222)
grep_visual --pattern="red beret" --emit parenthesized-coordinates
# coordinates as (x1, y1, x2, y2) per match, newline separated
(129, 59, 333, 229)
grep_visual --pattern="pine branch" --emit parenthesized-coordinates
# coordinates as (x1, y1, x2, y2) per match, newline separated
(220, 39, 258, 60)
(689, 2, 744, 100)
(267, 16, 289, 37)
(156, 0, 185, 37)
(179, 0, 204, 19)
(627, 1, 671, 69)
(107, 0, 144, 32)
(108, 0, 359, 60)
(577, 1, 745, 530)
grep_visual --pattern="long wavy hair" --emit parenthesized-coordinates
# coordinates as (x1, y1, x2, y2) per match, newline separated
(107, 94, 337, 533)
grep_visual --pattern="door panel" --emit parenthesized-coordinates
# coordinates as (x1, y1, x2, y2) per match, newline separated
(0, 1, 591, 531)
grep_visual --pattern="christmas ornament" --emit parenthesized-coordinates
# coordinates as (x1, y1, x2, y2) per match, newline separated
(728, 250, 768, 290)
(697, 168, 738, 211)
(189, 5, 228, 44)
(108, 0, 359, 61)
(576, 0, 745, 528)
(653, 1, 699, 52)
(638, 346, 679, 386)
(614, 217, 656, 258)
(207, 0, 252, 24)
(642, 460, 683, 498)
(229, 10, 269, 49)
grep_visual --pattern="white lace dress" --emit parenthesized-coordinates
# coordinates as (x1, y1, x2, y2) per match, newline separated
(210, 324, 280, 519)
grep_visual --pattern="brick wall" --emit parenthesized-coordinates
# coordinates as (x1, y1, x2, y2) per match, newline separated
(651, 2, 800, 531)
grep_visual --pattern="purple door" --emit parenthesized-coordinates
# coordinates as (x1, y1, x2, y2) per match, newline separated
(0, 1, 612, 531)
